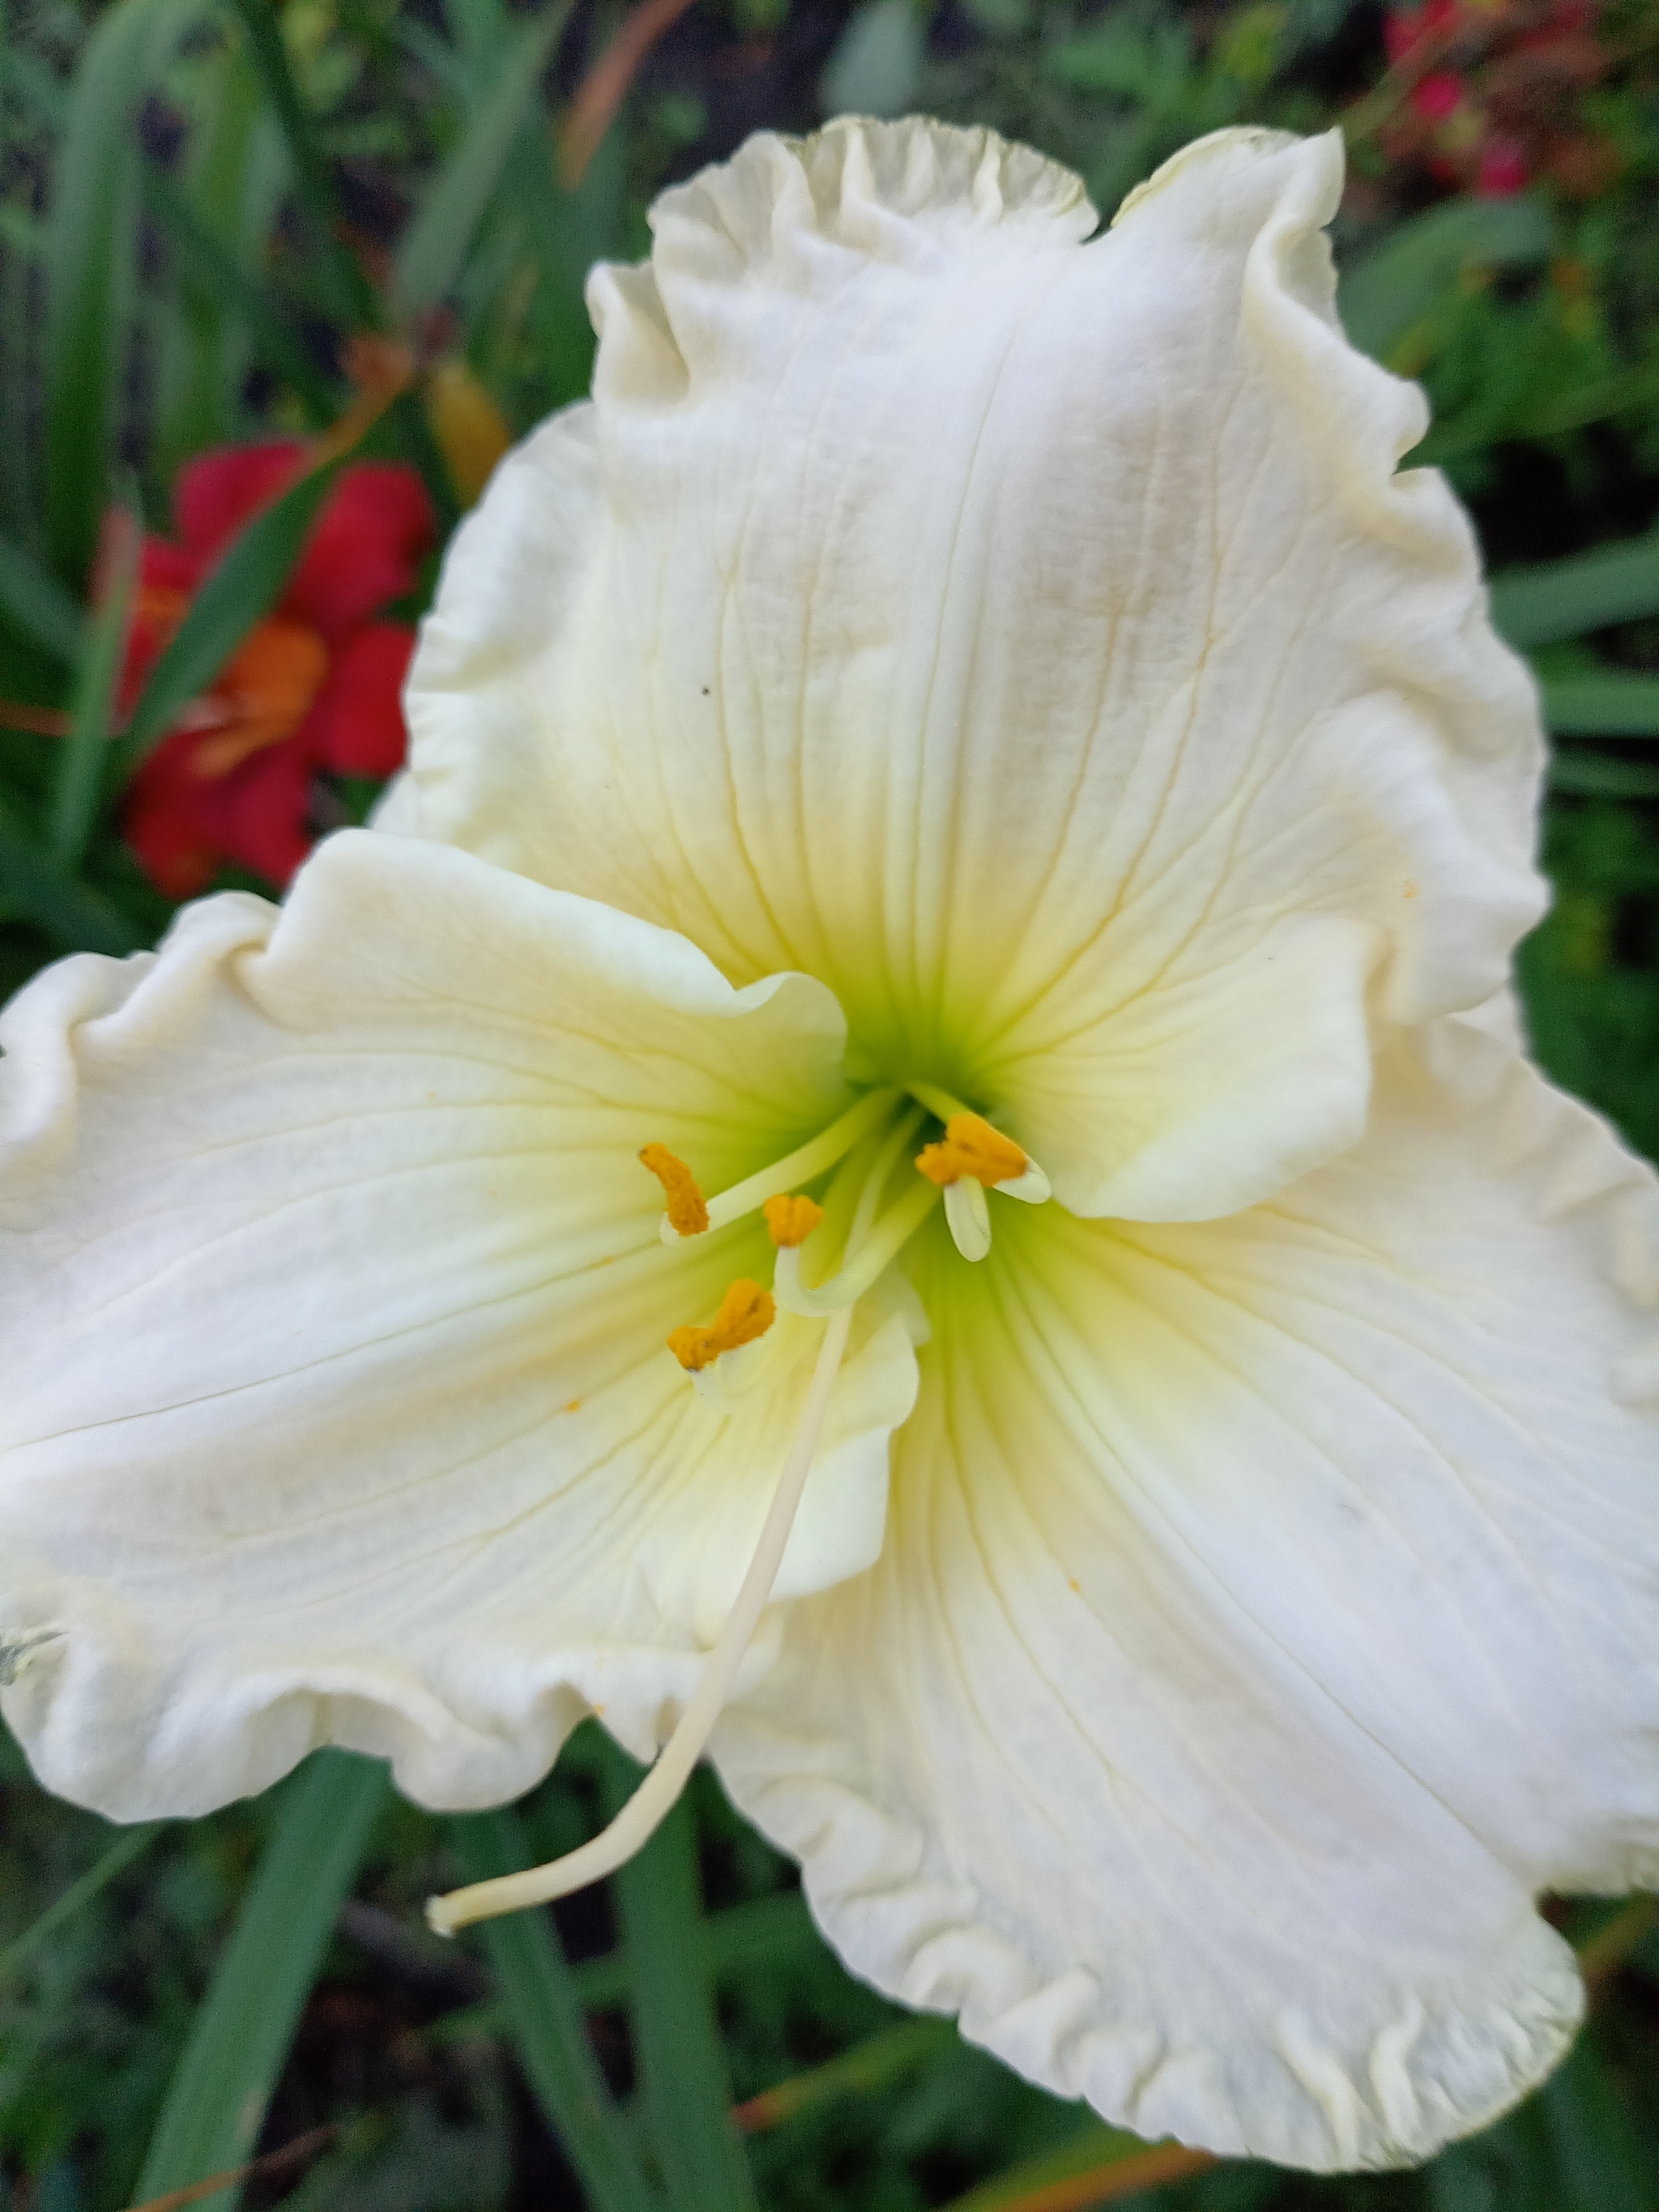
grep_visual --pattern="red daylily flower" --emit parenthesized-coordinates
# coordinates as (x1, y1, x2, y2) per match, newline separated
(121, 442, 436, 899)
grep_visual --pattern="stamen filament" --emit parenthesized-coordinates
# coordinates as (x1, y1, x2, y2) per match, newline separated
(774, 1176, 939, 1315)
(905, 1078, 973, 1125)
(659, 1087, 901, 1245)
(426, 1304, 855, 1937)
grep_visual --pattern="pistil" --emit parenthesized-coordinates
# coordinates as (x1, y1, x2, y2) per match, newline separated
(426, 1300, 855, 1937)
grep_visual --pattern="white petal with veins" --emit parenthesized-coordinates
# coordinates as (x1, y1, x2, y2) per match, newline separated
(0, 831, 917, 1817)
(713, 1020, 1659, 2167)
(403, 120, 1544, 1219)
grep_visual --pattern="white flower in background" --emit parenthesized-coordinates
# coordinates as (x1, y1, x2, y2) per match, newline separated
(2, 117, 1656, 2174)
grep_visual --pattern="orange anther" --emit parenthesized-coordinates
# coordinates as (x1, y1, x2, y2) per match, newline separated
(915, 1112, 1027, 1190)
(640, 1142, 710, 1234)
(667, 1279, 775, 1372)
(763, 1193, 824, 1249)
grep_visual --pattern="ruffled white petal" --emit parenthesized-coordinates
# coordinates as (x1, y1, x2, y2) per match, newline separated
(0, 831, 919, 1818)
(402, 117, 1543, 1221)
(712, 1020, 1659, 2168)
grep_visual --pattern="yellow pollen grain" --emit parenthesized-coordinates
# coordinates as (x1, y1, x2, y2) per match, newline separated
(666, 1278, 775, 1372)
(915, 1112, 1027, 1190)
(763, 1192, 825, 1248)
(639, 1141, 709, 1234)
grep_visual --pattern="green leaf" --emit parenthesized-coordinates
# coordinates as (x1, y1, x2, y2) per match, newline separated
(0, 532, 86, 663)
(1548, 751, 1659, 798)
(820, 0, 927, 118)
(1337, 195, 1555, 363)
(392, 0, 574, 325)
(1493, 528, 1659, 650)
(447, 1809, 663, 2212)
(143, 165, 336, 427)
(734, 2018, 957, 2133)
(1537, 2035, 1650, 2212)
(42, 0, 200, 585)
(225, 0, 381, 331)
(597, 1753, 760, 2212)
(0, 1822, 163, 1987)
(426, 1886, 821, 2043)
(940, 2123, 1213, 2212)
(0, 788, 146, 953)
(110, 455, 345, 782)
(134, 1750, 389, 2210)
(1542, 671, 1659, 736)
(50, 514, 138, 866)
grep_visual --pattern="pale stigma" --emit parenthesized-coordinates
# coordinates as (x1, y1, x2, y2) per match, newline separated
(425, 1302, 854, 1937)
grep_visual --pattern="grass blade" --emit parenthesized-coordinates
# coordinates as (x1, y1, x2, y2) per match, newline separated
(133, 1750, 388, 2210)
(1494, 529, 1659, 650)
(1547, 752, 1659, 799)
(1542, 672, 1659, 737)
(0, 533, 85, 662)
(109, 455, 343, 780)
(425, 1886, 821, 2043)
(597, 1751, 760, 2212)
(448, 1809, 663, 2212)
(391, 0, 574, 325)
(50, 512, 138, 865)
(143, 166, 336, 428)
(941, 2127, 1214, 2212)
(42, 0, 199, 585)
(0, 1822, 162, 1986)
(225, 0, 380, 331)
(0, 788, 146, 953)
(1337, 194, 1554, 363)
(733, 2017, 957, 2133)
(123, 2125, 339, 2212)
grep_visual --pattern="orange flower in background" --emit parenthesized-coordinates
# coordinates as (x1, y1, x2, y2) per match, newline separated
(121, 443, 436, 899)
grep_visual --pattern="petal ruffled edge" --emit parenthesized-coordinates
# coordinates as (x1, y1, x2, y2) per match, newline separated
(712, 1016, 1659, 2169)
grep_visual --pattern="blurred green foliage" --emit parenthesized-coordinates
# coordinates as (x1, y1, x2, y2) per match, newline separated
(2, 0, 1658, 2206)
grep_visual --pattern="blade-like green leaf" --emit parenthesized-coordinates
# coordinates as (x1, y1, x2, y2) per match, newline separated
(143, 165, 335, 427)
(0, 1822, 162, 1986)
(225, 0, 380, 332)
(0, 789, 146, 953)
(1548, 752, 1659, 799)
(109, 455, 344, 781)
(821, 0, 926, 119)
(1337, 194, 1555, 363)
(448, 1809, 663, 2212)
(220, 0, 457, 525)
(42, 0, 199, 585)
(0, 532, 85, 663)
(0, 194, 41, 547)
(392, 0, 574, 325)
(1493, 528, 1659, 650)
(734, 2018, 957, 2133)
(1537, 2035, 1649, 2212)
(426, 1885, 820, 2043)
(1542, 672, 1659, 737)
(50, 514, 138, 866)
(134, 1750, 388, 2211)
(941, 2125, 1213, 2212)
(597, 1752, 760, 2212)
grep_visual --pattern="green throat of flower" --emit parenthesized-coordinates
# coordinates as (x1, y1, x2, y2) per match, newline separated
(425, 1079, 1051, 1938)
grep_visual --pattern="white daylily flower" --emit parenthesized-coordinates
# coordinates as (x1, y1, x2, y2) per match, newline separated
(2, 117, 1656, 2173)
